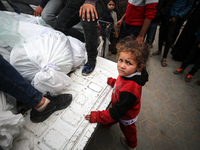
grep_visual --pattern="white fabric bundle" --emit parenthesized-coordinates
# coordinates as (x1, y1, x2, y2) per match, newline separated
(10, 30, 73, 95)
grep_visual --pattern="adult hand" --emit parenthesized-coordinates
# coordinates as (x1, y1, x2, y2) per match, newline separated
(116, 19, 123, 28)
(85, 115, 91, 120)
(34, 5, 43, 16)
(79, 3, 98, 22)
(136, 36, 144, 44)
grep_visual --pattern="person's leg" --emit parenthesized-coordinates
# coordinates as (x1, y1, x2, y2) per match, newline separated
(188, 45, 200, 76)
(146, 22, 158, 46)
(0, 54, 42, 107)
(6, 0, 21, 13)
(162, 21, 177, 59)
(120, 123, 137, 148)
(41, 0, 64, 27)
(7, 0, 40, 15)
(0, 0, 7, 11)
(53, 0, 85, 40)
(120, 23, 142, 39)
(0, 55, 72, 122)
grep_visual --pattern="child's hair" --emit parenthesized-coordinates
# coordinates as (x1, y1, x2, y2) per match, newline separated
(107, 0, 116, 5)
(116, 36, 150, 72)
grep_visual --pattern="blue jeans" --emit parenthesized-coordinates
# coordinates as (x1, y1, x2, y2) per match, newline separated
(53, 0, 106, 62)
(0, 55, 42, 107)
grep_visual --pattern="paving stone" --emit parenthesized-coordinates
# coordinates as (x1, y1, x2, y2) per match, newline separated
(170, 84, 185, 94)
(168, 92, 182, 103)
(159, 77, 172, 86)
(182, 84, 198, 95)
(193, 93, 200, 102)
(191, 124, 200, 139)
(164, 100, 180, 113)
(153, 135, 173, 150)
(149, 77, 161, 85)
(157, 84, 171, 92)
(137, 109, 146, 122)
(141, 98, 151, 110)
(136, 122, 141, 134)
(144, 82, 159, 92)
(141, 120, 159, 137)
(172, 137, 192, 150)
(142, 90, 155, 100)
(193, 112, 200, 124)
(181, 93, 196, 104)
(191, 139, 200, 150)
(137, 133, 154, 150)
(177, 111, 195, 126)
(146, 109, 163, 123)
(174, 123, 194, 141)
(150, 99, 166, 111)
(154, 91, 169, 102)
(162, 110, 179, 125)
(157, 122, 176, 139)
(179, 101, 195, 114)
(193, 101, 200, 112)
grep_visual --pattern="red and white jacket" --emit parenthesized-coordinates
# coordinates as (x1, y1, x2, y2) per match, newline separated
(126, 0, 158, 26)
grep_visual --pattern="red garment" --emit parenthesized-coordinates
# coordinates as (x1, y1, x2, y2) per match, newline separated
(90, 75, 143, 148)
(126, 0, 158, 26)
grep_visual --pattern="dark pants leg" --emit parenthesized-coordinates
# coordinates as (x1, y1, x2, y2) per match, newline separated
(54, 0, 106, 62)
(0, 0, 7, 11)
(120, 23, 142, 39)
(163, 20, 177, 58)
(181, 45, 200, 75)
(146, 22, 158, 44)
(0, 55, 42, 107)
(158, 18, 168, 52)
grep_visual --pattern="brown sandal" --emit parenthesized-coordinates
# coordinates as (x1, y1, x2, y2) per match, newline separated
(152, 51, 161, 56)
(161, 58, 167, 67)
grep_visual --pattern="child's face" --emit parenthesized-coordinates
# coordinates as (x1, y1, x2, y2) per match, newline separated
(117, 52, 140, 76)
(107, 1, 115, 11)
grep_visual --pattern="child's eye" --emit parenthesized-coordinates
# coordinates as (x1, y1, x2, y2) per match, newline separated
(118, 59, 123, 62)
(127, 62, 132, 65)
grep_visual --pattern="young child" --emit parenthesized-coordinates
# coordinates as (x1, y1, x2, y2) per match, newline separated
(85, 36, 150, 150)
(99, 0, 119, 54)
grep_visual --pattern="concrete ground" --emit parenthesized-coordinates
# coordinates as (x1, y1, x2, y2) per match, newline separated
(84, 28, 200, 150)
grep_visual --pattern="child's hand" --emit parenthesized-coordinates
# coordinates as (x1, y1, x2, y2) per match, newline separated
(85, 115, 91, 120)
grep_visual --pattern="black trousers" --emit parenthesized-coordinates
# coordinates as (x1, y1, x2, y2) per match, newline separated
(180, 44, 200, 76)
(54, 0, 106, 62)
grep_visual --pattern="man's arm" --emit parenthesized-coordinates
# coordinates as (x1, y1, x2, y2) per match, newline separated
(136, 18, 152, 43)
(137, 2, 158, 43)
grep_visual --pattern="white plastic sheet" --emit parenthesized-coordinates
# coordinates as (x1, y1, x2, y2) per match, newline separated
(0, 11, 24, 47)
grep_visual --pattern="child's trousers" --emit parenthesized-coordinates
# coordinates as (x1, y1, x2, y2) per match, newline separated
(120, 122, 137, 148)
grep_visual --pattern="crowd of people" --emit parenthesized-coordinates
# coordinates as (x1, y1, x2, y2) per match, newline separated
(0, 0, 200, 149)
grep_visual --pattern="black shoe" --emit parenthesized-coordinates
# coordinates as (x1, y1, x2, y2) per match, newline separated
(82, 60, 96, 76)
(30, 93, 72, 123)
